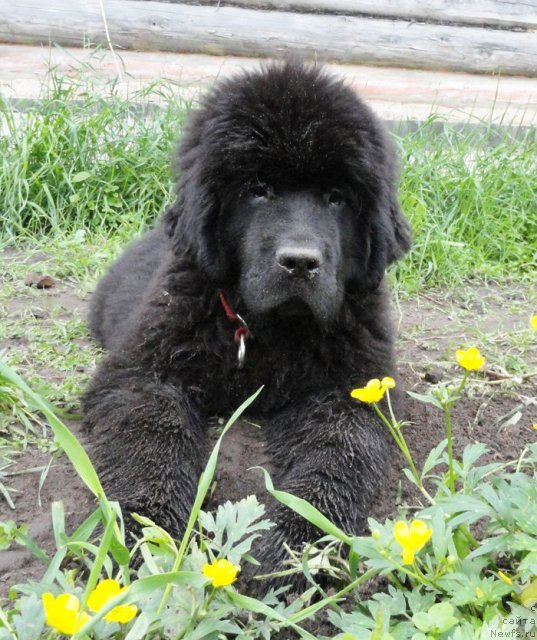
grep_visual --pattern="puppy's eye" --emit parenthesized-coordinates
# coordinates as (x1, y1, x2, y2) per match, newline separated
(328, 189, 344, 207)
(249, 184, 269, 200)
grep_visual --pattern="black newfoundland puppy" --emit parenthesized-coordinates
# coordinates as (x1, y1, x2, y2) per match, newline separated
(84, 61, 411, 587)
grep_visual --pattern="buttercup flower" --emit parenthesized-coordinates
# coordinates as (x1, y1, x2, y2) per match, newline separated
(42, 592, 90, 635)
(202, 558, 240, 587)
(455, 347, 485, 371)
(381, 376, 396, 389)
(351, 377, 395, 404)
(87, 579, 137, 624)
(531, 315, 537, 331)
(475, 586, 485, 598)
(393, 519, 432, 565)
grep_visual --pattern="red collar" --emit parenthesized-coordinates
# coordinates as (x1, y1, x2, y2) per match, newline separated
(218, 291, 253, 368)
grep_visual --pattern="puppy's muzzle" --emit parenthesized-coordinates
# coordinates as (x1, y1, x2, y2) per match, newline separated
(276, 247, 322, 280)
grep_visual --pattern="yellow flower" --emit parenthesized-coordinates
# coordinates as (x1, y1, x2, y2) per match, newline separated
(531, 315, 537, 331)
(533, 423, 537, 431)
(202, 558, 240, 587)
(381, 376, 396, 389)
(455, 347, 485, 371)
(351, 377, 395, 404)
(87, 579, 138, 624)
(498, 571, 513, 586)
(42, 592, 90, 635)
(475, 586, 485, 598)
(393, 520, 432, 565)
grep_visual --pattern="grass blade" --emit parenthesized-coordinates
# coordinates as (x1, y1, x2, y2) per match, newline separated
(0, 362, 104, 498)
(258, 467, 352, 545)
(157, 386, 263, 613)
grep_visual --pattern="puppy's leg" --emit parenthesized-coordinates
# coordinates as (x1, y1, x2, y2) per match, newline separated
(83, 371, 207, 541)
(257, 393, 390, 593)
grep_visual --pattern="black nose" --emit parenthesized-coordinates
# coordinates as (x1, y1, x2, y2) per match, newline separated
(276, 247, 322, 279)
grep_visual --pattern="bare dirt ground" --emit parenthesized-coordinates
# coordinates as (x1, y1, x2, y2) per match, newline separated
(1, 252, 536, 614)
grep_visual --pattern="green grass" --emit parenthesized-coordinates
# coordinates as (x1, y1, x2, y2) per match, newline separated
(394, 119, 537, 290)
(0, 73, 188, 243)
(0, 67, 536, 293)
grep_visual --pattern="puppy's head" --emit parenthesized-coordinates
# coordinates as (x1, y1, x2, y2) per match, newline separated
(165, 62, 411, 323)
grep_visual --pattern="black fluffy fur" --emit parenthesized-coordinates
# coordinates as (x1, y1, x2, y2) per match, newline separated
(84, 62, 411, 591)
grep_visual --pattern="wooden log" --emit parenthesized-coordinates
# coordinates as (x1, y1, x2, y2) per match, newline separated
(175, 0, 537, 30)
(1, 0, 536, 77)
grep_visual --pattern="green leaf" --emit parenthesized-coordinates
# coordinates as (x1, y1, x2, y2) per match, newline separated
(71, 171, 92, 183)
(51, 501, 67, 549)
(428, 602, 458, 633)
(461, 443, 488, 470)
(187, 617, 241, 640)
(228, 591, 318, 640)
(258, 467, 352, 545)
(12, 593, 45, 640)
(124, 612, 153, 640)
(406, 390, 444, 410)
(402, 467, 420, 487)
(412, 612, 432, 632)
(200, 495, 273, 564)
(128, 571, 209, 596)
(431, 508, 448, 563)
(521, 579, 537, 608)
(81, 502, 118, 608)
(518, 551, 537, 579)
(0, 362, 104, 499)
(453, 527, 471, 559)
(412, 603, 458, 634)
(421, 438, 447, 476)
(109, 533, 130, 566)
(348, 547, 360, 579)
(68, 508, 102, 543)
(40, 546, 68, 586)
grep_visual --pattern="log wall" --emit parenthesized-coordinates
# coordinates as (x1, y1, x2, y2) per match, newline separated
(0, 0, 536, 76)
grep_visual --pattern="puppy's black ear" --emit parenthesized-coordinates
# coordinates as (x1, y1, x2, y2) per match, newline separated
(385, 197, 412, 264)
(362, 193, 412, 291)
(163, 145, 229, 283)
(162, 202, 180, 238)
